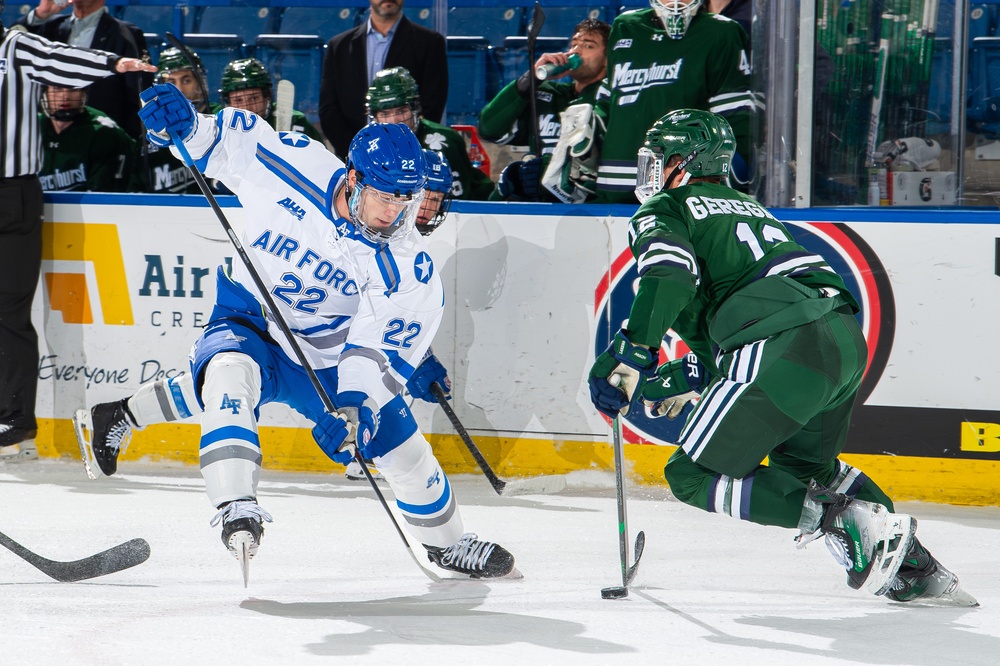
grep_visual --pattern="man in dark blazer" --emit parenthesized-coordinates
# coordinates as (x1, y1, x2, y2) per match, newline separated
(319, 0, 448, 158)
(20, 0, 152, 139)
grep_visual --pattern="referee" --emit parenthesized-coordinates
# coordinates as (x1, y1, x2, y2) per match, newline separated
(0, 7, 154, 458)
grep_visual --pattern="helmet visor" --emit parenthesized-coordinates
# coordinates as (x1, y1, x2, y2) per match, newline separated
(416, 189, 449, 234)
(634, 147, 665, 204)
(352, 184, 425, 243)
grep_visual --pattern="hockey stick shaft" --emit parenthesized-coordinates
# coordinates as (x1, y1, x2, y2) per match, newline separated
(611, 414, 630, 585)
(430, 382, 506, 493)
(0, 531, 150, 582)
(166, 130, 440, 582)
(526, 2, 546, 156)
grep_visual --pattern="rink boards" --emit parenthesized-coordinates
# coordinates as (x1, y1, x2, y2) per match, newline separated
(28, 194, 1000, 505)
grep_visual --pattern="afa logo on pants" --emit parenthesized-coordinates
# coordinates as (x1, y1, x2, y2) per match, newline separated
(593, 221, 895, 446)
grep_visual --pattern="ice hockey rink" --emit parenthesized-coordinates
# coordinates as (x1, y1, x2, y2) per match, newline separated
(1, 460, 997, 666)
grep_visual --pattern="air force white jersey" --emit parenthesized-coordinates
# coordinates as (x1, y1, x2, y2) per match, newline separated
(174, 109, 444, 409)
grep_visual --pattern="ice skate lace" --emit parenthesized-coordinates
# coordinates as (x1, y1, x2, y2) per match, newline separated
(438, 533, 495, 572)
(209, 500, 274, 528)
(106, 421, 133, 454)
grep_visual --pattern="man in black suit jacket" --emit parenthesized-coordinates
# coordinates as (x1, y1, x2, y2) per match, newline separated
(319, 0, 448, 158)
(20, 0, 152, 139)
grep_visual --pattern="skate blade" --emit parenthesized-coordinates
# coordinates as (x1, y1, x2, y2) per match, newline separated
(228, 532, 256, 588)
(866, 514, 917, 596)
(73, 409, 98, 481)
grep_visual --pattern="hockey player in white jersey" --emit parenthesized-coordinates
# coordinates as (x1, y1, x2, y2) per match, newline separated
(76, 82, 515, 582)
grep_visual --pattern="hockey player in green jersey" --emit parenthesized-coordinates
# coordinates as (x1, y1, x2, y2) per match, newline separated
(367, 66, 494, 201)
(588, 109, 976, 606)
(38, 86, 136, 192)
(221, 58, 323, 143)
(478, 18, 608, 202)
(594, 0, 757, 203)
(143, 47, 221, 194)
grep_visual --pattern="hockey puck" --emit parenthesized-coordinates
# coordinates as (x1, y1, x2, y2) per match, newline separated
(600, 586, 628, 599)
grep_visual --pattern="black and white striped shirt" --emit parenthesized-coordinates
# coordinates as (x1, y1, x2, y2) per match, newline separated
(1, 29, 118, 178)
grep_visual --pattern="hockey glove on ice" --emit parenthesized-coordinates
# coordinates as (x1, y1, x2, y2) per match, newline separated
(312, 412, 354, 464)
(497, 157, 542, 201)
(337, 391, 380, 454)
(406, 350, 451, 403)
(138, 83, 198, 148)
(588, 329, 657, 418)
(639, 352, 708, 419)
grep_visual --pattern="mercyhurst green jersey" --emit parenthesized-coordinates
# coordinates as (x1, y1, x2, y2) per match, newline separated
(38, 108, 137, 192)
(418, 119, 494, 200)
(478, 78, 601, 157)
(624, 181, 857, 368)
(596, 10, 756, 203)
(266, 106, 324, 143)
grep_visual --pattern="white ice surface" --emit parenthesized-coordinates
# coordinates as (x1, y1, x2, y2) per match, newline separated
(1, 460, 997, 666)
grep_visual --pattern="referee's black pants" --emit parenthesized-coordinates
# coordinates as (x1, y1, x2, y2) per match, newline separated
(0, 176, 43, 432)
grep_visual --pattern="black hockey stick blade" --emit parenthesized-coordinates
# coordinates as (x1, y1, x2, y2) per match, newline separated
(0, 531, 150, 582)
(601, 531, 645, 599)
(625, 530, 645, 586)
(430, 383, 566, 496)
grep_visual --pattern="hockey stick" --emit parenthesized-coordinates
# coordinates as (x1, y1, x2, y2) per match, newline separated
(526, 2, 546, 157)
(0, 531, 150, 583)
(163, 126, 442, 584)
(164, 33, 210, 111)
(275, 79, 295, 132)
(600, 411, 645, 599)
(429, 383, 567, 496)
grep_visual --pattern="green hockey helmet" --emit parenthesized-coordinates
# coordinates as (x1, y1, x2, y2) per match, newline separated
(366, 66, 421, 120)
(634, 108, 735, 202)
(221, 58, 272, 98)
(156, 47, 209, 109)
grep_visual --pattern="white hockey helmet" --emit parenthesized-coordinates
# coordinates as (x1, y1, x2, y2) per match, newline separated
(649, 0, 702, 40)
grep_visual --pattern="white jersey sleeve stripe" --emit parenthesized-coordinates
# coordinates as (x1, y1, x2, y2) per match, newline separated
(376, 247, 401, 296)
(255, 144, 329, 214)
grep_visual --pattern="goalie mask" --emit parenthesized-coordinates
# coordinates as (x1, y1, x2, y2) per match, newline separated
(366, 66, 421, 130)
(346, 123, 427, 244)
(649, 0, 701, 39)
(417, 149, 453, 235)
(157, 47, 210, 112)
(635, 108, 735, 203)
(221, 58, 273, 119)
(41, 86, 88, 122)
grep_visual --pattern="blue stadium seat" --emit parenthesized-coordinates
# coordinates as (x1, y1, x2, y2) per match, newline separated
(120, 3, 190, 38)
(446, 36, 500, 126)
(180, 34, 247, 105)
(924, 37, 952, 135)
(277, 4, 363, 40)
(144, 32, 163, 64)
(538, 6, 609, 39)
(447, 5, 525, 47)
(969, 3, 998, 40)
(500, 36, 570, 88)
(194, 3, 277, 37)
(968, 36, 1000, 136)
(255, 34, 326, 125)
(407, 0, 439, 32)
(1, 2, 31, 27)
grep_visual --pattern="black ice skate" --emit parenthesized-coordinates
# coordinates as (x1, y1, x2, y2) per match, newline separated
(0, 425, 38, 463)
(210, 499, 273, 587)
(802, 481, 915, 596)
(73, 400, 138, 479)
(885, 538, 978, 606)
(424, 533, 516, 578)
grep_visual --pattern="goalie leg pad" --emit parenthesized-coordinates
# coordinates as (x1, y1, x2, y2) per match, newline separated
(199, 352, 263, 507)
(374, 429, 465, 548)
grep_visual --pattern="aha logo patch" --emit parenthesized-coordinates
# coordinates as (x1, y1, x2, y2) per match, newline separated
(276, 196, 306, 220)
(594, 220, 894, 445)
